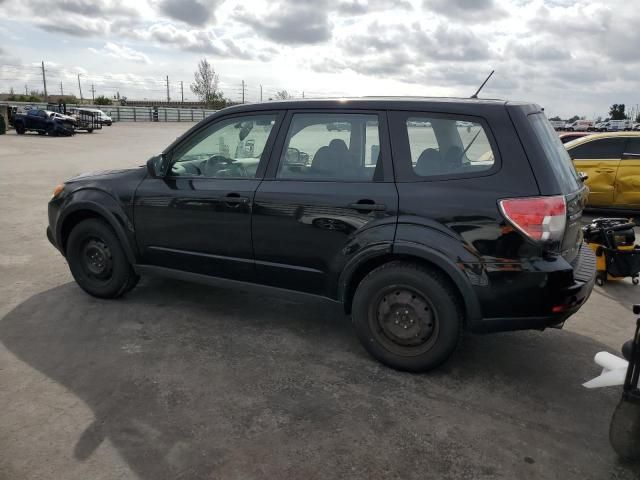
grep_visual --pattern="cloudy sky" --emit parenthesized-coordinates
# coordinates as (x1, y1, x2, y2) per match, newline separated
(0, 0, 638, 118)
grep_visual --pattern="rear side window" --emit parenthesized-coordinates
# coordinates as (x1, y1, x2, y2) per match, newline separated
(276, 113, 382, 181)
(528, 113, 580, 190)
(568, 138, 626, 159)
(625, 138, 640, 155)
(405, 116, 496, 177)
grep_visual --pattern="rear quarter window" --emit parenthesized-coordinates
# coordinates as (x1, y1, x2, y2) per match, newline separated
(528, 113, 580, 191)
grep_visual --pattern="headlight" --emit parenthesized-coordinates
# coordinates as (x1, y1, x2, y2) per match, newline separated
(52, 184, 65, 199)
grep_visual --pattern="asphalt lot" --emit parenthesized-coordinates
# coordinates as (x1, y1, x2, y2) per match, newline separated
(1, 123, 639, 480)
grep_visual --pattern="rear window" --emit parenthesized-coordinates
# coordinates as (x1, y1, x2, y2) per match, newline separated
(528, 113, 580, 191)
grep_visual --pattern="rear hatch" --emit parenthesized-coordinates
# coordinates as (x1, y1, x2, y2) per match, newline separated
(527, 112, 587, 263)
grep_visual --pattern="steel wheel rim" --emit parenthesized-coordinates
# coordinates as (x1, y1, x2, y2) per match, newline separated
(368, 285, 439, 356)
(81, 237, 113, 280)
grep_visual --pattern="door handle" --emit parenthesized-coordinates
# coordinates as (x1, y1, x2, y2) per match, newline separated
(595, 168, 615, 173)
(348, 201, 387, 212)
(223, 194, 249, 205)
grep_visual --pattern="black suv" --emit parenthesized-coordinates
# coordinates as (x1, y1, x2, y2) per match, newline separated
(47, 98, 596, 371)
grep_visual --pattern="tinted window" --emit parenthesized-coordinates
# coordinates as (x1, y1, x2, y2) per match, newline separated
(624, 138, 640, 155)
(405, 116, 495, 177)
(170, 114, 277, 178)
(277, 113, 381, 181)
(528, 113, 580, 191)
(568, 138, 626, 159)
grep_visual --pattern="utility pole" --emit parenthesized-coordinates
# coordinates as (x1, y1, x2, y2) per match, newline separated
(60, 82, 63, 96)
(241, 80, 245, 104)
(77, 74, 83, 104)
(91, 84, 95, 103)
(302, 91, 305, 99)
(260, 84, 263, 102)
(166, 76, 170, 102)
(24, 84, 28, 95)
(180, 81, 184, 103)
(41, 61, 48, 102)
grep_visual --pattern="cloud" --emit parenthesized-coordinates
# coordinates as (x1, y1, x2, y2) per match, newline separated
(423, 0, 508, 22)
(234, 1, 332, 45)
(508, 40, 571, 62)
(88, 42, 151, 63)
(157, 0, 219, 27)
(30, 0, 136, 17)
(335, 0, 412, 15)
(38, 19, 109, 37)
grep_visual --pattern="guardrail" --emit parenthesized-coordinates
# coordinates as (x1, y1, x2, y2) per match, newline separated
(0, 101, 219, 123)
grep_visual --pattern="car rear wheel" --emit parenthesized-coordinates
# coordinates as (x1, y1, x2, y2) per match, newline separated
(352, 261, 462, 372)
(15, 123, 25, 134)
(66, 219, 138, 298)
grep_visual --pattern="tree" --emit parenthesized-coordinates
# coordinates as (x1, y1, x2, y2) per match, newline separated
(274, 90, 291, 100)
(635, 113, 640, 123)
(609, 104, 626, 120)
(190, 58, 223, 105)
(94, 95, 112, 105)
(567, 115, 580, 123)
(549, 116, 561, 121)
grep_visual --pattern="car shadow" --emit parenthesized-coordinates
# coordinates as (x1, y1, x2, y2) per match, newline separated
(1, 278, 638, 479)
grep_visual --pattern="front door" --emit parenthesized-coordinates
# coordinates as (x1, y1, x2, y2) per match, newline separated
(614, 138, 640, 207)
(134, 112, 280, 281)
(252, 111, 398, 297)
(570, 137, 626, 207)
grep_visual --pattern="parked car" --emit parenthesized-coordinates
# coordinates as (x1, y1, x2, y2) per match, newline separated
(326, 121, 350, 131)
(47, 98, 595, 372)
(633, 123, 640, 131)
(13, 108, 75, 136)
(595, 121, 610, 132)
(564, 120, 594, 131)
(49, 111, 78, 126)
(566, 132, 640, 208)
(69, 107, 112, 127)
(549, 120, 565, 131)
(559, 132, 592, 143)
(604, 119, 634, 131)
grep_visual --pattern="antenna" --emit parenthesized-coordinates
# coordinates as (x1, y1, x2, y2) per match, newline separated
(471, 70, 494, 99)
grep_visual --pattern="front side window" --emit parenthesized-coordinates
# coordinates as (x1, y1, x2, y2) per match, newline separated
(170, 114, 277, 178)
(405, 116, 495, 177)
(568, 138, 626, 160)
(277, 113, 381, 181)
(624, 138, 640, 155)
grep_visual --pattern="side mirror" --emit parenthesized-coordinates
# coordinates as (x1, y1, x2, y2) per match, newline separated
(285, 147, 301, 164)
(578, 171, 589, 182)
(146, 154, 166, 178)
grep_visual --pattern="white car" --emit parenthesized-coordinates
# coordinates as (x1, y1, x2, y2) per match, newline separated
(605, 119, 633, 131)
(564, 120, 593, 131)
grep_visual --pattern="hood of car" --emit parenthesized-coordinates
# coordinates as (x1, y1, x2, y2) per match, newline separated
(66, 167, 143, 183)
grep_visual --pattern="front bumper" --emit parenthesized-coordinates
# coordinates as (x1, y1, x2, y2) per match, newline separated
(474, 244, 596, 333)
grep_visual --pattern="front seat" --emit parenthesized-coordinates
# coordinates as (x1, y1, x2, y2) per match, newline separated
(311, 139, 354, 178)
(415, 148, 442, 176)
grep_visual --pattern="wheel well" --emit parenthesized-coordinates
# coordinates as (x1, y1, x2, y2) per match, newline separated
(60, 210, 103, 253)
(343, 254, 467, 324)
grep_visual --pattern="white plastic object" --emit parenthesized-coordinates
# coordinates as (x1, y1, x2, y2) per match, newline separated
(583, 352, 629, 389)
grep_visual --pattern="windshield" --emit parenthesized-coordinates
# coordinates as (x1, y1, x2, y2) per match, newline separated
(528, 113, 580, 191)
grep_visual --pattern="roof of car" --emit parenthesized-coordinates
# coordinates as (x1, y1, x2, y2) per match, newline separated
(218, 96, 535, 115)
(564, 131, 640, 148)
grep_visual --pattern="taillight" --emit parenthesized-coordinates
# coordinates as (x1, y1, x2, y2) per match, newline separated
(499, 196, 566, 243)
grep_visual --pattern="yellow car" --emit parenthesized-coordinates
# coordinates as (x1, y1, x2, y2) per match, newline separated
(566, 132, 640, 208)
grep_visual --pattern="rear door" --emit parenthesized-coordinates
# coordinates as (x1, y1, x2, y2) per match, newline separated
(568, 137, 626, 206)
(252, 110, 398, 297)
(614, 137, 640, 207)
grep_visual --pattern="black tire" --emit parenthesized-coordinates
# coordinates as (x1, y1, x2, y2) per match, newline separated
(38, 131, 46, 135)
(66, 219, 137, 298)
(15, 123, 25, 134)
(352, 261, 462, 372)
(596, 274, 606, 287)
(87, 129, 93, 133)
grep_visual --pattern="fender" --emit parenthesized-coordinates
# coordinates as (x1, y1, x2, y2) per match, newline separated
(391, 241, 482, 326)
(56, 189, 138, 264)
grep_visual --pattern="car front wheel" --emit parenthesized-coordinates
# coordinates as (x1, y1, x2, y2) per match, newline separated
(66, 219, 139, 298)
(352, 261, 462, 372)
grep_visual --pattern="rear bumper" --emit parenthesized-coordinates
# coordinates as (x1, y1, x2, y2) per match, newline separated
(473, 244, 596, 333)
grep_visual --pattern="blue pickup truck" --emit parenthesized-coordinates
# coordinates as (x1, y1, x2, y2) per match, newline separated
(13, 108, 76, 136)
